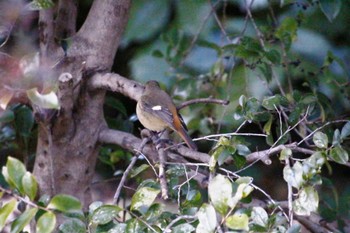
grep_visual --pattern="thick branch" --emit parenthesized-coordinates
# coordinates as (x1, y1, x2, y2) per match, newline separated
(39, 7, 58, 60)
(89, 72, 144, 101)
(72, 0, 131, 69)
(55, 0, 78, 39)
(53, 73, 74, 138)
(98, 129, 210, 164)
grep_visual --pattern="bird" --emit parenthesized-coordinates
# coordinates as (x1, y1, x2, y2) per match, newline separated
(136, 80, 197, 150)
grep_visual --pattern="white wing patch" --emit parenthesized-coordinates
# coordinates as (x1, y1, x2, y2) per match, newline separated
(152, 105, 162, 111)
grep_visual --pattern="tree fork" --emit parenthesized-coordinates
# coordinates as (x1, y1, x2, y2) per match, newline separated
(33, 0, 131, 208)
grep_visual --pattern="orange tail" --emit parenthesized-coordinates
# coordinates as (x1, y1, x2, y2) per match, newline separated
(177, 127, 197, 150)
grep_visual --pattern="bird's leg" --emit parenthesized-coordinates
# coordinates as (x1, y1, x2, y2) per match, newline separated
(154, 130, 173, 150)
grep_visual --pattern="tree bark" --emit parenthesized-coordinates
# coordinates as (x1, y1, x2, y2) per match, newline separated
(33, 0, 131, 208)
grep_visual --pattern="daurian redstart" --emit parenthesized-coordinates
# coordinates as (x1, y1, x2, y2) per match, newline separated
(136, 80, 197, 150)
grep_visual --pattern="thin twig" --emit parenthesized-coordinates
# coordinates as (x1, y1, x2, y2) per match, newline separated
(163, 215, 197, 232)
(197, 132, 267, 142)
(157, 146, 169, 200)
(129, 212, 159, 233)
(179, 1, 219, 67)
(113, 156, 137, 203)
(219, 167, 290, 221)
(113, 137, 149, 203)
(173, 164, 200, 207)
(298, 120, 349, 146)
(177, 98, 229, 111)
(0, 186, 49, 212)
(208, 0, 231, 42)
(284, 158, 294, 226)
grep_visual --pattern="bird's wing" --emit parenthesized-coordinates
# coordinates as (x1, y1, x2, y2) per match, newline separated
(141, 99, 175, 127)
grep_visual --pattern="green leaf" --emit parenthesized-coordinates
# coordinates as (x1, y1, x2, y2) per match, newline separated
(283, 162, 304, 189)
(27, 0, 54, 10)
(329, 146, 349, 164)
(288, 104, 303, 125)
(173, 223, 195, 233)
(130, 164, 150, 178)
(258, 62, 272, 82)
(152, 49, 164, 58)
(228, 178, 252, 210)
(26, 88, 60, 109)
(263, 115, 273, 135)
(130, 187, 160, 214)
(293, 186, 319, 215)
(332, 129, 341, 146)
(313, 131, 328, 149)
(58, 219, 85, 233)
(196, 204, 217, 233)
(182, 190, 202, 209)
(48, 194, 82, 213)
(0, 199, 17, 231)
(106, 223, 127, 233)
(251, 207, 268, 228)
(300, 94, 317, 105)
(265, 49, 281, 64)
(217, 147, 231, 166)
(234, 177, 254, 198)
(319, 0, 342, 22)
(15, 105, 34, 138)
(126, 219, 143, 232)
(197, 40, 222, 54)
(0, 109, 15, 123)
(143, 203, 163, 222)
(10, 208, 38, 233)
(91, 205, 122, 225)
(88, 201, 103, 216)
(236, 144, 251, 156)
(275, 17, 298, 50)
(235, 37, 262, 59)
(303, 152, 325, 175)
(22, 171, 38, 200)
(208, 174, 232, 215)
(226, 213, 249, 231)
(6, 157, 26, 193)
(262, 95, 288, 110)
(340, 121, 350, 140)
(36, 211, 56, 233)
(1, 167, 16, 189)
(279, 148, 292, 161)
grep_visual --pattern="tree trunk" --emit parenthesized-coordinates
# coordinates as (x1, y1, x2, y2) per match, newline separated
(33, 0, 131, 208)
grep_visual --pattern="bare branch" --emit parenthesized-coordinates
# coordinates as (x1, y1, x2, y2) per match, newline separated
(113, 153, 137, 203)
(245, 143, 305, 163)
(98, 128, 211, 164)
(177, 97, 229, 110)
(298, 120, 349, 146)
(294, 215, 330, 233)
